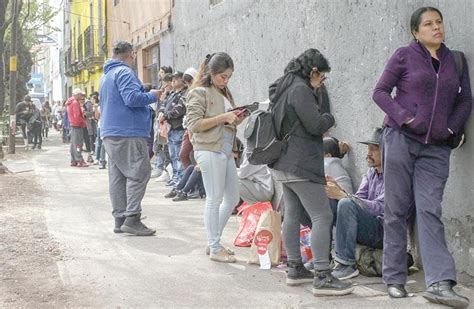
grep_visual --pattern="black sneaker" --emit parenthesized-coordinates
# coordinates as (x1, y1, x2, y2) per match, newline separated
(286, 261, 314, 286)
(113, 217, 125, 233)
(332, 263, 359, 280)
(164, 189, 178, 198)
(423, 280, 470, 308)
(312, 270, 354, 296)
(120, 214, 156, 236)
(172, 191, 188, 202)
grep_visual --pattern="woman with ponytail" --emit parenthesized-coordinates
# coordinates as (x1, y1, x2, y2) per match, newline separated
(270, 49, 353, 296)
(186, 52, 245, 263)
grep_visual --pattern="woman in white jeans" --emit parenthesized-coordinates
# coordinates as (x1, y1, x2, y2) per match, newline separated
(186, 52, 246, 263)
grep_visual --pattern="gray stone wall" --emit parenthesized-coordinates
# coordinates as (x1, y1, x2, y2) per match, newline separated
(171, 0, 474, 283)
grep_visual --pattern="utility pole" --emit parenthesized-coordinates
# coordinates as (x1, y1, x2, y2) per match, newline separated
(8, 0, 19, 154)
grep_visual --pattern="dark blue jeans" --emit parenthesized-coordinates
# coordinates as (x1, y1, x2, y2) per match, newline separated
(334, 198, 383, 266)
(168, 129, 184, 182)
(175, 165, 204, 194)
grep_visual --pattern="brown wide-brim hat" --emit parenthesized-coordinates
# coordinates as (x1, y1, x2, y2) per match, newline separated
(358, 127, 383, 146)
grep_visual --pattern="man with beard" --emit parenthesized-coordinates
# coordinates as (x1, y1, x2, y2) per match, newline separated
(325, 127, 385, 280)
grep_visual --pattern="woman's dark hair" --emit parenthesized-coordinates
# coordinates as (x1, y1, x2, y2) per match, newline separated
(410, 7, 443, 39)
(284, 48, 330, 81)
(160, 66, 173, 74)
(192, 52, 234, 101)
(192, 52, 234, 89)
(323, 137, 344, 159)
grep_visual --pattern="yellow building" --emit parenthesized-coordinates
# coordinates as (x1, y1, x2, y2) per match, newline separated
(64, 0, 106, 96)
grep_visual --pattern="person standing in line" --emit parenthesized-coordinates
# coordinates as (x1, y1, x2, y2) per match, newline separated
(99, 41, 160, 236)
(83, 92, 98, 163)
(67, 88, 89, 167)
(269, 49, 352, 296)
(41, 101, 51, 138)
(15, 95, 33, 150)
(163, 71, 188, 186)
(373, 7, 471, 307)
(186, 52, 245, 263)
(29, 103, 43, 150)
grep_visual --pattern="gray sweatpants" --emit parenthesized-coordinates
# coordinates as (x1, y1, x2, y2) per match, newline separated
(282, 181, 333, 271)
(70, 126, 84, 162)
(103, 137, 151, 218)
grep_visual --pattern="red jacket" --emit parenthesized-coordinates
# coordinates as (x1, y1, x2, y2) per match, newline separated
(66, 97, 87, 128)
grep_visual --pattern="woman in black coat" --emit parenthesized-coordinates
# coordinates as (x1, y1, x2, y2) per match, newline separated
(270, 49, 352, 296)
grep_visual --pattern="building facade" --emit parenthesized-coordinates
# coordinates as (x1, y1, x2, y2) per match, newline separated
(106, 0, 173, 88)
(63, 0, 106, 97)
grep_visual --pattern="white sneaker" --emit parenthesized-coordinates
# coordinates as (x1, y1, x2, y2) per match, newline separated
(155, 171, 170, 182)
(150, 168, 163, 178)
(92, 160, 100, 165)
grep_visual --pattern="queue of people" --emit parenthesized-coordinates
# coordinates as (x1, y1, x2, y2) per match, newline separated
(91, 6, 470, 308)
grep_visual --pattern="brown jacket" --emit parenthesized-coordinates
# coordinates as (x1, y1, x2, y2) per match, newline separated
(186, 85, 236, 152)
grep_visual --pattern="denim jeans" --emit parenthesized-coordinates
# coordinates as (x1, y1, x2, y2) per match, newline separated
(176, 165, 203, 194)
(95, 128, 106, 164)
(334, 198, 383, 266)
(167, 129, 184, 181)
(194, 149, 240, 254)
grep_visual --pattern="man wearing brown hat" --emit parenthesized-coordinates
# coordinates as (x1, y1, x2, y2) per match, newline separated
(325, 127, 385, 280)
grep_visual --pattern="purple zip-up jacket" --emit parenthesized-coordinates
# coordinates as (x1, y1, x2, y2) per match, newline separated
(373, 42, 472, 144)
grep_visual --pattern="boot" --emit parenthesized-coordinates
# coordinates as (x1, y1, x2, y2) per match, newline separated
(164, 188, 178, 198)
(114, 217, 125, 233)
(312, 270, 354, 296)
(423, 280, 470, 308)
(120, 214, 156, 236)
(286, 261, 314, 286)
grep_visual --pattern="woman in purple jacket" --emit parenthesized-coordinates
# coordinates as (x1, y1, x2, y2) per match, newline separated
(373, 7, 471, 307)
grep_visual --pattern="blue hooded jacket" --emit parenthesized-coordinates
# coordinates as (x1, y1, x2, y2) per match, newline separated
(99, 59, 156, 138)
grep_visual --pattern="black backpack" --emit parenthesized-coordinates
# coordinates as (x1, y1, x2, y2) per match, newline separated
(244, 107, 299, 166)
(448, 50, 466, 149)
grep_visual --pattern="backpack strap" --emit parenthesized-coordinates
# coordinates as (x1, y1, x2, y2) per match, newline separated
(282, 119, 300, 141)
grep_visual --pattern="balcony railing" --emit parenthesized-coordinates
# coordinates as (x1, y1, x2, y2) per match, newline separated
(83, 25, 105, 71)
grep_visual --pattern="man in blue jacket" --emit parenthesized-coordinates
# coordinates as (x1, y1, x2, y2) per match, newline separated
(325, 127, 385, 280)
(99, 41, 160, 236)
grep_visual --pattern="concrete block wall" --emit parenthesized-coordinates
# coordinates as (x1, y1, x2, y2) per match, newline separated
(171, 0, 474, 284)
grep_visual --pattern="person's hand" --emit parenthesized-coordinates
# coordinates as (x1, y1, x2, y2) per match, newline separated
(194, 165, 201, 172)
(325, 175, 347, 200)
(217, 112, 238, 125)
(150, 89, 161, 99)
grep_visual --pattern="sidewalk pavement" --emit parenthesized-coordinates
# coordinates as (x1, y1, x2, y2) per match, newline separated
(4, 132, 473, 308)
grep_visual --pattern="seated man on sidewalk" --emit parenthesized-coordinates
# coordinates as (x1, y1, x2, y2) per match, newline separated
(325, 127, 384, 280)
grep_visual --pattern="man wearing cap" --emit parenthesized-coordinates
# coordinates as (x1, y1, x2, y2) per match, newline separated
(15, 95, 34, 149)
(162, 71, 188, 185)
(67, 88, 88, 167)
(99, 41, 160, 236)
(325, 127, 385, 280)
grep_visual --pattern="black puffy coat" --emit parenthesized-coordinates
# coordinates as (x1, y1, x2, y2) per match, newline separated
(269, 74, 335, 184)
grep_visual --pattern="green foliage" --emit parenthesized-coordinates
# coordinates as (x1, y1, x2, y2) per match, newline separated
(0, 0, 58, 115)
